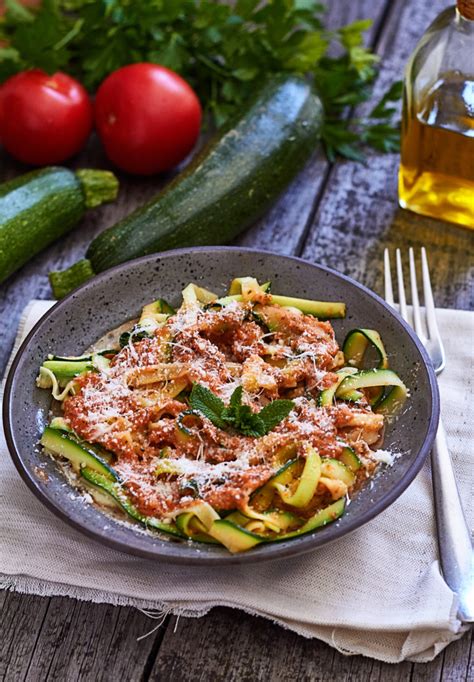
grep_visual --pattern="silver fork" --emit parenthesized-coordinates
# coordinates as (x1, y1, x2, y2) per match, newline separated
(384, 247, 473, 623)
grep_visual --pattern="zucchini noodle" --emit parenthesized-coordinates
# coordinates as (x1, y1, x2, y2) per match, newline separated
(36, 367, 77, 402)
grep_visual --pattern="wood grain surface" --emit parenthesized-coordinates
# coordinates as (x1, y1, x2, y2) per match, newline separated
(0, 0, 472, 680)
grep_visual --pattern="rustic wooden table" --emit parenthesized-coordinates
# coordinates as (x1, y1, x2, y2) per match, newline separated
(1, 0, 472, 679)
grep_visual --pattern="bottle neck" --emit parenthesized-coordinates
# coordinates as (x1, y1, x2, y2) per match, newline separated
(457, 0, 474, 20)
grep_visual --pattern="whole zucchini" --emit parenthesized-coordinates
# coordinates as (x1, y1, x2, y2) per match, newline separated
(50, 75, 323, 298)
(0, 166, 118, 285)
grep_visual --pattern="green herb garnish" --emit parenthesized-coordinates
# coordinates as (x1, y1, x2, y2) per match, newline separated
(0, 0, 401, 161)
(189, 384, 293, 438)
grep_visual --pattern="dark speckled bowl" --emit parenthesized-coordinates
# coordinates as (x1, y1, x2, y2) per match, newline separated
(3, 247, 439, 565)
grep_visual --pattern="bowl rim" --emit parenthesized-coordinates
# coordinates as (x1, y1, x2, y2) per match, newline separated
(3, 246, 440, 565)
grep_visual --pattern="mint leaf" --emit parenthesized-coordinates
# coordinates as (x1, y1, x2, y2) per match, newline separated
(224, 386, 293, 436)
(223, 399, 265, 437)
(229, 385, 244, 412)
(236, 411, 266, 437)
(258, 400, 294, 432)
(190, 384, 293, 437)
(221, 386, 265, 435)
(189, 383, 227, 430)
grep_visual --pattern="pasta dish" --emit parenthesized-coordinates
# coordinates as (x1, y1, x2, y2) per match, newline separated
(37, 277, 407, 553)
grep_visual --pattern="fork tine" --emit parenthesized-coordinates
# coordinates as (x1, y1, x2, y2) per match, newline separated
(421, 248, 441, 339)
(383, 249, 395, 307)
(421, 248, 447, 372)
(395, 249, 409, 323)
(409, 247, 424, 338)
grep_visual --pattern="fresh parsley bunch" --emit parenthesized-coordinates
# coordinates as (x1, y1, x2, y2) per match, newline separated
(0, 0, 401, 160)
(189, 384, 294, 438)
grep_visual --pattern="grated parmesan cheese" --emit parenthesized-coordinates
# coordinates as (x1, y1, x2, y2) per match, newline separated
(372, 448, 398, 466)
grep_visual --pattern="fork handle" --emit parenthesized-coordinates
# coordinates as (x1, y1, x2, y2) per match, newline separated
(431, 419, 473, 622)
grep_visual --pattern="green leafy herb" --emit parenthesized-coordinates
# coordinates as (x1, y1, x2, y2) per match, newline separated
(189, 384, 293, 437)
(0, 0, 401, 161)
(187, 383, 228, 431)
(258, 399, 297, 433)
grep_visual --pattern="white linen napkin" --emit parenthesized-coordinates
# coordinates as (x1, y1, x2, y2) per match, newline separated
(1, 301, 472, 663)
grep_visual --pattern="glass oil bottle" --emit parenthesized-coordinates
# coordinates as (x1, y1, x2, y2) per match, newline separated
(399, 0, 474, 229)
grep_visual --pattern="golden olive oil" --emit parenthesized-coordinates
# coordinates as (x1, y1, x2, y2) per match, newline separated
(399, 75, 474, 229)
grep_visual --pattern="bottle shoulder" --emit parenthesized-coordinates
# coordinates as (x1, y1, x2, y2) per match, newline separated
(406, 6, 474, 96)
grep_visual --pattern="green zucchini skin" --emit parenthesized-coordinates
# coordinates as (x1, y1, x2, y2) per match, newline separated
(87, 75, 323, 274)
(0, 166, 118, 285)
(0, 167, 83, 284)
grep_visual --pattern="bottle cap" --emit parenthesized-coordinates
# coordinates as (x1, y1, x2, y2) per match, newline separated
(457, 0, 474, 19)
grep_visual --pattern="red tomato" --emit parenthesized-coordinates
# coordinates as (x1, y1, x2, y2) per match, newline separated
(94, 63, 202, 175)
(0, 70, 93, 165)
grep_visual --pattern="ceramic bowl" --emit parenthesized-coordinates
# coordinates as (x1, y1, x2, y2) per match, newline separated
(3, 247, 439, 564)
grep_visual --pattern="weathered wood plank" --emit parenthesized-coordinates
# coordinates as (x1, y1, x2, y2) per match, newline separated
(17, 596, 165, 682)
(23, 597, 80, 680)
(301, 0, 474, 312)
(468, 631, 474, 682)
(411, 650, 443, 682)
(323, 651, 414, 682)
(0, 592, 50, 681)
(150, 613, 472, 682)
(439, 630, 473, 682)
(150, 608, 339, 682)
(98, 606, 169, 682)
(151, 609, 473, 682)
